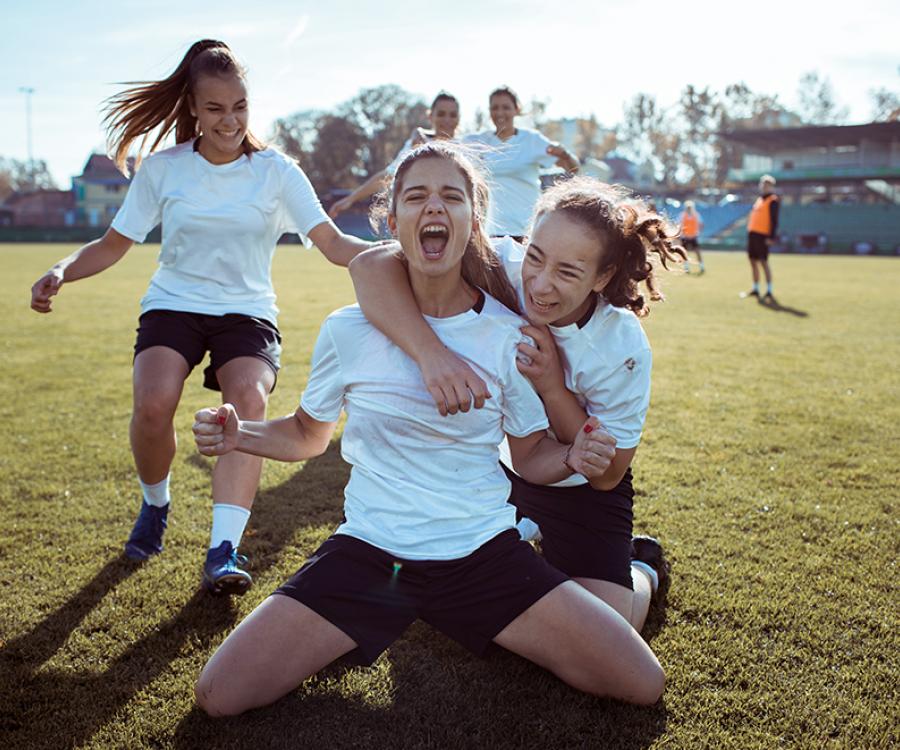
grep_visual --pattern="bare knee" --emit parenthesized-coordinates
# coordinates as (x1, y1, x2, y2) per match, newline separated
(194, 670, 242, 718)
(225, 382, 269, 421)
(629, 663, 666, 706)
(132, 390, 179, 434)
(576, 653, 665, 706)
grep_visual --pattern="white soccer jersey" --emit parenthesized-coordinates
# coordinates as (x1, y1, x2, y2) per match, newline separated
(492, 237, 652, 487)
(464, 129, 556, 236)
(300, 296, 549, 560)
(111, 140, 331, 323)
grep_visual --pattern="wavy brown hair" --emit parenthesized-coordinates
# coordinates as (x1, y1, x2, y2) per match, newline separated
(370, 141, 520, 314)
(530, 178, 686, 317)
(103, 39, 265, 173)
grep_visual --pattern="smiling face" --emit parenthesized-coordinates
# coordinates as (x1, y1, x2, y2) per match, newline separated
(189, 73, 249, 164)
(521, 211, 610, 326)
(489, 92, 519, 135)
(430, 98, 460, 139)
(389, 156, 475, 280)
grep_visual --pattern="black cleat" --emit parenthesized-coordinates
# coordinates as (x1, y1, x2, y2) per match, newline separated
(740, 289, 759, 299)
(631, 535, 670, 592)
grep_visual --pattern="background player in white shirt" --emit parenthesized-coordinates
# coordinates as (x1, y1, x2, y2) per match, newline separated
(190, 143, 664, 716)
(465, 86, 579, 239)
(350, 177, 685, 634)
(29, 40, 378, 595)
(328, 91, 461, 219)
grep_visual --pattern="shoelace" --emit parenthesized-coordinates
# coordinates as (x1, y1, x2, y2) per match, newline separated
(227, 550, 249, 568)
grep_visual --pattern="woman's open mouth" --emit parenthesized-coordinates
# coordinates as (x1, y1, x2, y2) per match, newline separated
(419, 223, 449, 259)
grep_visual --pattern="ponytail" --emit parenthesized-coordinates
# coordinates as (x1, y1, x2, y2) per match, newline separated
(102, 39, 264, 173)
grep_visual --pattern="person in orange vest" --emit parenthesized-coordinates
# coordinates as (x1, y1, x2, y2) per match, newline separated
(742, 175, 779, 300)
(678, 200, 704, 274)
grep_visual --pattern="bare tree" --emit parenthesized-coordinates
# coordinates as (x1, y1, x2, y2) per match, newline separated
(339, 85, 427, 175)
(678, 85, 720, 188)
(796, 71, 849, 125)
(869, 87, 900, 121)
(272, 85, 427, 193)
(0, 157, 57, 200)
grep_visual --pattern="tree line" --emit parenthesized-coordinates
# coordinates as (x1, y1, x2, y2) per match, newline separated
(2, 72, 897, 200)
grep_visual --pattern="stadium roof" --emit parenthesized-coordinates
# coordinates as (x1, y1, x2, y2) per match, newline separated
(720, 122, 900, 150)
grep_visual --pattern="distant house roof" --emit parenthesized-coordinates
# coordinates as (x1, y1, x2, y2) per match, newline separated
(720, 122, 900, 150)
(77, 153, 133, 185)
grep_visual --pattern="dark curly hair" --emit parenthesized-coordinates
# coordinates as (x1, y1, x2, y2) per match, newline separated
(530, 178, 685, 317)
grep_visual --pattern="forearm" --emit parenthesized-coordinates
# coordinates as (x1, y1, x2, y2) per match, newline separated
(540, 387, 589, 444)
(513, 435, 572, 486)
(349, 170, 388, 204)
(310, 222, 375, 267)
(349, 247, 443, 361)
(235, 413, 328, 462)
(53, 232, 130, 282)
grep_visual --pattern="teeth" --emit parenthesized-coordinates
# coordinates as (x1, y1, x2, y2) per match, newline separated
(421, 224, 448, 235)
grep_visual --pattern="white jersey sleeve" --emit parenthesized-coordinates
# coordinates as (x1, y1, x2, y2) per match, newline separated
(498, 333, 549, 438)
(583, 345, 651, 449)
(279, 155, 330, 246)
(529, 129, 557, 170)
(385, 137, 415, 176)
(110, 158, 162, 243)
(299, 318, 345, 422)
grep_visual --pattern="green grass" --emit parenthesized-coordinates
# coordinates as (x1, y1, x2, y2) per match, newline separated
(1, 245, 898, 749)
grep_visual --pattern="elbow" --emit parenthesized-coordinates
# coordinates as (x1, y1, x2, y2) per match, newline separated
(589, 467, 627, 492)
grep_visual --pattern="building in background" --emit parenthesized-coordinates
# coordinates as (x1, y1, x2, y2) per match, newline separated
(717, 122, 900, 253)
(73, 153, 132, 227)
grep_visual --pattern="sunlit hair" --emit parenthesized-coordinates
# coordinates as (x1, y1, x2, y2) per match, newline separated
(530, 177, 686, 317)
(370, 141, 520, 314)
(489, 85, 521, 111)
(683, 200, 696, 212)
(431, 91, 459, 110)
(103, 39, 265, 173)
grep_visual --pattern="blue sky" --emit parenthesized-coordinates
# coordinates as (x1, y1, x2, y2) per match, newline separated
(2, 0, 897, 185)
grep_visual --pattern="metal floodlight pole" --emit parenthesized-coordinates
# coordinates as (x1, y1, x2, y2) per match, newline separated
(19, 86, 35, 188)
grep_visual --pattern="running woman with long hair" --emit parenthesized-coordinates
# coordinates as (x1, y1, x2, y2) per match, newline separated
(190, 142, 664, 716)
(30, 39, 378, 595)
(350, 176, 685, 633)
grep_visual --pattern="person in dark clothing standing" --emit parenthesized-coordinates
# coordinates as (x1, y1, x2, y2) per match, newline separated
(742, 175, 779, 301)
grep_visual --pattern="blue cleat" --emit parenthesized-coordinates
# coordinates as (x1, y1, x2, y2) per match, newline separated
(202, 541, 253, 596)
(124, 501, 168, 560)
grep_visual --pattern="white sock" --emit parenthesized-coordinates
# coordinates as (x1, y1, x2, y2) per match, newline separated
(516, 516, 542, 542)
(632, 560, 659, 593)
(139, 475, 170, 508)
(767, 283, 773, 295)
(209, 504, 251, 550)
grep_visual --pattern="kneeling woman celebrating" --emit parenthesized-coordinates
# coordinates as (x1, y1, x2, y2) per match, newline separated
(191, 142, 663, 716)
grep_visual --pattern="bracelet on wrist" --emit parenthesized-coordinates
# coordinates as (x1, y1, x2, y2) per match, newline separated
(563, 444, 578, 474)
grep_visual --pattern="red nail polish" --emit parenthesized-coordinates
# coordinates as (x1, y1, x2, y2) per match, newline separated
(583, 424, 593, 433)
(217, 414, 227, 426)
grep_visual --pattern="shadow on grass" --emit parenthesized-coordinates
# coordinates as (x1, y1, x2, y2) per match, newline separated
(757, 295, 809, 317)
(171, 625, 668, 750)
(0, 442, 350, 749)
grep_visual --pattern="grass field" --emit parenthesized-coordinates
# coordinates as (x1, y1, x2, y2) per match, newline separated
(1, 244, 898, 749)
